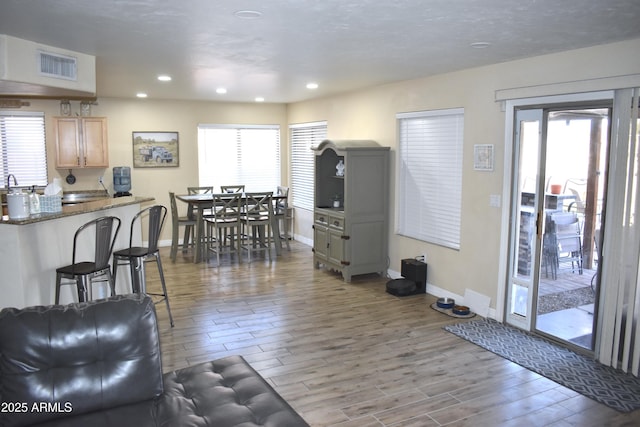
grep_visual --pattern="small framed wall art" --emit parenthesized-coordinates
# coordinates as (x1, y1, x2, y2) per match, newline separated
(474, 144, 494, 171)
(132, 131, 179, 168)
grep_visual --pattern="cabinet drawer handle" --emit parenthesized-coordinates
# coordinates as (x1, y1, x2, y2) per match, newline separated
(77, 156, 80, 166)
(333, 220, 340, 226)
(318, 216, 325, 222)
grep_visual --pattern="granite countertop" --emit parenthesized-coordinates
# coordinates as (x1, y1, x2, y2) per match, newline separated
(0, 196, 154, 225)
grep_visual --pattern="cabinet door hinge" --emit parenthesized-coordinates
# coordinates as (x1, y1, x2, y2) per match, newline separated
(341, 261, 351, 266)
(341, 235, 350, 240)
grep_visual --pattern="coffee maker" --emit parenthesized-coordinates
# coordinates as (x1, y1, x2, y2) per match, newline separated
(113, 166, 132, 197)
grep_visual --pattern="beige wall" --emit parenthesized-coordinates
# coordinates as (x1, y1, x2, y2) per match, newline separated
(23, 98, 287, 244)
(287, 38, 640, 307)
(14, 37, 640, 310)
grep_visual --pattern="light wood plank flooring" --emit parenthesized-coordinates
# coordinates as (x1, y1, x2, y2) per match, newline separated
(140, 242, 640, 426)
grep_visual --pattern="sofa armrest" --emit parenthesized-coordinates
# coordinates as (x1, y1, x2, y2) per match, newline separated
(0, 294, 163, 427)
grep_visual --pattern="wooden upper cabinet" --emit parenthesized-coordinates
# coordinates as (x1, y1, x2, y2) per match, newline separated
(54, 117, 109, 168)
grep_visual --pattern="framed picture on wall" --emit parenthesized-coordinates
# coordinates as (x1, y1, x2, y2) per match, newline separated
(132, 131, 179, 167)
(474, 144, 494, 171)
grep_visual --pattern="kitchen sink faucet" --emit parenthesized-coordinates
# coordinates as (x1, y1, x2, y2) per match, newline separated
(6, 174, 18, 191)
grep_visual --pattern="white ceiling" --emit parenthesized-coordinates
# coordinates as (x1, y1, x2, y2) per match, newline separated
(1, 0, 639, 103)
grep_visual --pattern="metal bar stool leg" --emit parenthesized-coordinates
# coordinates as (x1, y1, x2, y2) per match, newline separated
(77, 276, 89, 302)
(154, 254, 174, 327)
(106, 270, 117, 297)
(130, 257, 146, 294)
(55, 273, 63, 304)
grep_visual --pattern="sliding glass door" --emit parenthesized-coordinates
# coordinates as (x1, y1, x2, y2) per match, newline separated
(506, 104, 610, 351)
(506, 109, 544, 331)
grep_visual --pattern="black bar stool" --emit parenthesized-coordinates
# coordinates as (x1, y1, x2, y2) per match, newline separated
(112, 205, 174, 327)
(55, 216, 121, 304)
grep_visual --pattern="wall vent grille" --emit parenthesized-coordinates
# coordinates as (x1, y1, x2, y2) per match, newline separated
(39, 51, 77, 81)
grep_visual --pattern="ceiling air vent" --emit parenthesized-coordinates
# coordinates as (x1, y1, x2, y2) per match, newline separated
(39, 51, 77, 81)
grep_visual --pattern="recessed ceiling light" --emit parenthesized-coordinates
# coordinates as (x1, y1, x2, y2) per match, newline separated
(234, 10, 262, 19)
(470, 42, 491, 49)
(306, 82, 319, 90)
(255, 97, 265, 102)
(136, 92, 148, 98)
(157, 75, 172, 82)
(216, 87, 227, 94)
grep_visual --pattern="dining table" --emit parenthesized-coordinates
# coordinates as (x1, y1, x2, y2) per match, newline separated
(176, 193, 286, 263)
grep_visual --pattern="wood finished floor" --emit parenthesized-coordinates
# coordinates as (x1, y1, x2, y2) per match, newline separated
(142, 242, 640, 426)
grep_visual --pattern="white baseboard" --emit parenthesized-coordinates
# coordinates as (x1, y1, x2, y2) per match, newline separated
(387, 268, 495, 319)
(158, 236, 496, 319)
(294, 234, 312, 247)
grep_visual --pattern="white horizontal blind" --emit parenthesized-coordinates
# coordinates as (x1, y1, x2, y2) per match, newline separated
(0, 111, 48, 189)
(197, 124, 280, 192)
(397, 108, 464, 249)
(289, 121, 327, 210)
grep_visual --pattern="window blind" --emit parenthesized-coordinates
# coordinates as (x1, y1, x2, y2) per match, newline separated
(597, 87, 640, 375)
(397, 108, 464, 250)
(197, 124, 280, 192)
(0, 111, 48, 189)
(289, 121, 327, 211)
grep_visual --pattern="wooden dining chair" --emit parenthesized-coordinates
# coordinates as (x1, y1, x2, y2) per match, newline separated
(204, 193, 242, 267)
(169, 192, 197, 262)
(240, 192, 274, 263)
(220, 185, 245, 193)
(187, 186, 214, 219)
(274, 186, 291, 251)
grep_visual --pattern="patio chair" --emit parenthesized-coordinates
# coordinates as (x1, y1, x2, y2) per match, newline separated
(551, 211, 583, 276)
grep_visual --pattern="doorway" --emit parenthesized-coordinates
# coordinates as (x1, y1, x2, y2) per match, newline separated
(505, 103, 610, 351)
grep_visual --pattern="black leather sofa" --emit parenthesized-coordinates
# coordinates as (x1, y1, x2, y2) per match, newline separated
(0, 294, 309, 427)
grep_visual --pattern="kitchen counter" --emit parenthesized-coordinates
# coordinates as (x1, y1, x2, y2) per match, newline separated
(0, 196, 154, 309)
(1, 196, 153, 225)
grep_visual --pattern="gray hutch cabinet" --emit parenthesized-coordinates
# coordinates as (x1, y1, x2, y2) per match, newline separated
(312, 140, 390, 281)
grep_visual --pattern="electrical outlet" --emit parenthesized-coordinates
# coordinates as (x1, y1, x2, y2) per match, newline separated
(415, 254, 427, 263)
